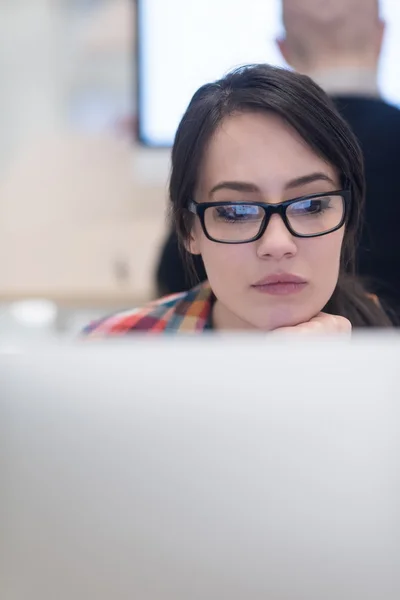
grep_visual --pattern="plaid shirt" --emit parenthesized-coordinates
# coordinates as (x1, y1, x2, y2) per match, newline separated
(84, 282, 214, 336)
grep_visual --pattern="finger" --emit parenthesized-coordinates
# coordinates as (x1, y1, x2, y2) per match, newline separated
(309, 313, 352, 333)
(272, 313, 352, 335)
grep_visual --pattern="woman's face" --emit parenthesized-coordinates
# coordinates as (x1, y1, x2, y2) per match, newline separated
(189, 111, 345, 331)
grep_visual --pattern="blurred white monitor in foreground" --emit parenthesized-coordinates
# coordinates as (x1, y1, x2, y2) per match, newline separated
(1, 337, 399, 599)
(137, 0, 400, 146)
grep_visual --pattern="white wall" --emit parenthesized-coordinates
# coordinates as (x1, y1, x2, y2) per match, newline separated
(0, 0, 170, 305)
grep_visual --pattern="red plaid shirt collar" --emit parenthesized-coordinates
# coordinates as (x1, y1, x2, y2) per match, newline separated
(84, 282, 214, 335)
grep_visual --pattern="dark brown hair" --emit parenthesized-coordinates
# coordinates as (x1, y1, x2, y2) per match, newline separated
(169, 64, 392, 327)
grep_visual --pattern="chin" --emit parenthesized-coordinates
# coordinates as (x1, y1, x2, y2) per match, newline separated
(250, 305, 319, 332)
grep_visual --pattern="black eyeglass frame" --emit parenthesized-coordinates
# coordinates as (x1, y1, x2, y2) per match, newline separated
(187, 189, 352, 244)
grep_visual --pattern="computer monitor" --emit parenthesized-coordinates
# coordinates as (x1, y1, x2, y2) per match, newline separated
(137, 0, 400, 146)
(1, 337, 398, 599)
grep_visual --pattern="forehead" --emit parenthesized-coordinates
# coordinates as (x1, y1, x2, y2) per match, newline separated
(197, 111, 337, 195)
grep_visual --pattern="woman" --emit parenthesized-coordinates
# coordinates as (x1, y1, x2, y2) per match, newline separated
(85, 64, 391, 335)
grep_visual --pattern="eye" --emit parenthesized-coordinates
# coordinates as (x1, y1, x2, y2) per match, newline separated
(289, 197, 332, 217)
(213, 204, 262, 222)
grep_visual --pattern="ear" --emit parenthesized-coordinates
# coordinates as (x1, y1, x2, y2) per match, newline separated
(184, 231, 201, 256)
(276, 36, 290, 65)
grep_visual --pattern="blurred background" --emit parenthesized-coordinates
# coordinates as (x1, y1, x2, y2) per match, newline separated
(0, 0, 169, 344)
(1, 0, 399, 344)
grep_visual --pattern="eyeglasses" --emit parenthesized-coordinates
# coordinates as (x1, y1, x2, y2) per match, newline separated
(188, 190, 351, 244)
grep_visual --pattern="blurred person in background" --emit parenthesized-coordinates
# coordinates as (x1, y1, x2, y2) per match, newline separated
(85, 64, 392, 336)
(277, 0, 400, 322)
(156, 0, 400, 324)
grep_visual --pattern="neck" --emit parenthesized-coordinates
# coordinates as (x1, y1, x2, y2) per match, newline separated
(303, 65, 380, 98)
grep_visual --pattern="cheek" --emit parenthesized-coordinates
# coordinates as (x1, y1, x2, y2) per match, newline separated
(196, 233, 251, 281)
(299, 229, 344, 283)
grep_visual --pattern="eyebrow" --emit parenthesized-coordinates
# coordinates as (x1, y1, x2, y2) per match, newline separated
(209, 181, 259, 196)
(209, 173, 337, 197)
(284, 172, 337, 190)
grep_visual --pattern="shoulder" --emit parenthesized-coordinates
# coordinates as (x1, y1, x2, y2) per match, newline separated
(83, 283, 213, 336)
(83, 292, 185, 336)
(334, 95, 400, 126)
(333, 96, 400, 162)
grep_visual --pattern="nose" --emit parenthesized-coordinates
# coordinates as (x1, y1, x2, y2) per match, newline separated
(256, 214, 298, 260)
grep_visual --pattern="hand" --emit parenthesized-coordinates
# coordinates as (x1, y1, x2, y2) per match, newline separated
(272, 312, 352, 335)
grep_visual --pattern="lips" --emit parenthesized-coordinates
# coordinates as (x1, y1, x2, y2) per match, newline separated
(252, 273, 307, 287)
(251, 273, 308, 296)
